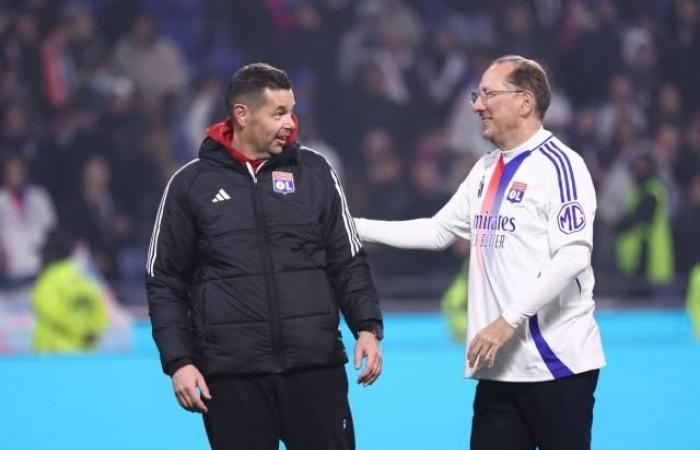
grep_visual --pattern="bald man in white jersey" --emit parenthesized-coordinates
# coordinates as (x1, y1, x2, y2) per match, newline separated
(355, 55, 606, 450)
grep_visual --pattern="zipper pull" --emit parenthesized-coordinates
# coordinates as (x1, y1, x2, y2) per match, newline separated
(245, 162, 258, 184)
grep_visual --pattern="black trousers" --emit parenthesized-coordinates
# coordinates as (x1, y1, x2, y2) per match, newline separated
(202, 365, 354, 450)
(471, 370, 599, 450)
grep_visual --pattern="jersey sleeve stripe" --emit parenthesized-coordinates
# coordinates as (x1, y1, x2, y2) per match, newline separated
(548, 141, 578, 200)
(543, 143, 572, 202)
(147, 158, 199, 277)
(539, 147, 566, 203)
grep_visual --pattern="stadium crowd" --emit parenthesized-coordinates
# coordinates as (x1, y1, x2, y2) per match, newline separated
(0, 0, 699, 304)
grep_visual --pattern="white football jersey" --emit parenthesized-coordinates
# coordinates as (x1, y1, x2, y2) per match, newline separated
(434, 128, 606, 381)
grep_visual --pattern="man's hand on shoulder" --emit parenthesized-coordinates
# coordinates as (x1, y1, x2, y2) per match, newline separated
(354, 331, 382, 387)
(172, 364, 212, 413)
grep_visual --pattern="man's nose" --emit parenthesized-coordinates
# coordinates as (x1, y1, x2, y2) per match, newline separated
(284, 114, 296, 130)
(471, 96, 485, 113)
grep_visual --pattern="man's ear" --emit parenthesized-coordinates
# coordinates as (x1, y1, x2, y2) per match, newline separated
(521, 91, 535, 117)
(232, 104, 248, 127)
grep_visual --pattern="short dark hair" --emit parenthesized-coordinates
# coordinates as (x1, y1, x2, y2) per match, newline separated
(492, 55, 551, 120)
(224, 63, 292, 114)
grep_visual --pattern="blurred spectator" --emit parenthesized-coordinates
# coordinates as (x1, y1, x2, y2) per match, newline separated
(344, 61, 414, 157)
(651, 124, 682, 218)
(675, 174, 700, 276)
(64, 4, 108, 91)
(180, 75, 223, 160)
(285, 2, 335, 76)
(568, 105, 604, 185)
(650, 83, 684, 128)
(5, 13, 43, 107)
(31, 228, 108, 352)
(615, 151, 674, 288)
(563, 0, 623, 104)
(596, 73, 646, 145)
(0, 101, 42, 169)
(359, 128, 410, 220)
(40, 22, 77, 112)
(599, 116, 644, 210)
(675, 113, 700, 190)
(441, 258, 468, 343)
(62, 155, 131, 281)
(495, 0, 552, 62)
(657, 0, 700, 111)
(415, 20, 468, 117)
(621, 16, 658, 104)
(42, 99, 98, 204)
(0, 155, 56, 287)
(113, 12, 188, 105)
(96, 0, 141, 47)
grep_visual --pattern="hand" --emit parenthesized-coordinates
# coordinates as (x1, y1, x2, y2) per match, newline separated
(354, 331, 382, 387)
(172, 364, 212, 413)
(467, 317, 516, 370)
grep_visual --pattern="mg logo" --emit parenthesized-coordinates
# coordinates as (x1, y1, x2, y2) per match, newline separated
(558, 202, 586, 234)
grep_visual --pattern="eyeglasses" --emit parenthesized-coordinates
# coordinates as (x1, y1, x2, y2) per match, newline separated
(470, 89, 525, 105)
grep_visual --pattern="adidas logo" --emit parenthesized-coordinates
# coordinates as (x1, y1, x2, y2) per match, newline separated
(212, 188, 231, 203)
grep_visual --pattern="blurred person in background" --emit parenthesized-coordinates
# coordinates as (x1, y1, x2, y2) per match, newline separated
(0, 101, 42, 174)
(62, 154, 131, 282)
(112, 12, 188, 107)
(676, 174, 700, 277)
(146, 63, 383, 450)
(2, 12, 43, 110)
(415, 19, 468, 119)
(180, 76, 223, 160)
(562, 0, 623, 104)
(615, 151, 674, 290)
(356, 55, 605, 450)
(359, 127, 410, 220)
(64, 3, 108, 92)
(675, 112, 700, 191)
(441, 239, 471, 343)
(31, 228, 108, 352)
(0, 155, 55, 289)
(681, 175, 700, 337)
(651, 123, 683, 218)
(40, 22, 77, 112)
(596, 73, 646, 145)
(568, 105, 604, 185)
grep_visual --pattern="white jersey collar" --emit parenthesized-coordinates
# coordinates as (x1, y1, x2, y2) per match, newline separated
(499, 127, 551, 162)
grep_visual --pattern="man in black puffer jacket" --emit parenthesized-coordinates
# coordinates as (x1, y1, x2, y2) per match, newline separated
(146, 63, 383, 450)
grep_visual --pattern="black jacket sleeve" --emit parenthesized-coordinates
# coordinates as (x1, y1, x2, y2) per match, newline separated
(321, 164, 383, 339)
(145, 169, 198, 375)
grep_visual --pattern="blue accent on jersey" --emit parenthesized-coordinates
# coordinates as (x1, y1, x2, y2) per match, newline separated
(539, 147, 565, 203)
(549, 141, 578, 200)
(544, 143, 572, 201)
(529, 314, 574, 379)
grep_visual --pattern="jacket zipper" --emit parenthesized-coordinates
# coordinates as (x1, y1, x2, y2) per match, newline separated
(248, 168, 284, 372)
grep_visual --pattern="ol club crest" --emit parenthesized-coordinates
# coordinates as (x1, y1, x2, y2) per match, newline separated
(272, 171, 295, 195)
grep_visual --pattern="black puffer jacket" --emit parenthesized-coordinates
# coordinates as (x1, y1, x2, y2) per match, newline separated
(146, 127, 382, 377)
